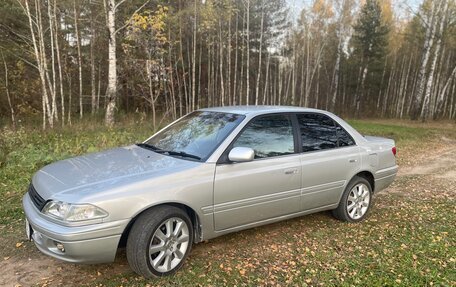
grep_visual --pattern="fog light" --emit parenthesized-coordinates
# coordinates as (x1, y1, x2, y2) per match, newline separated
(55, 242, 65, 252)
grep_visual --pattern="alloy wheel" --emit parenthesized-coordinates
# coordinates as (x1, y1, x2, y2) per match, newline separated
(148, 217, 190, 273)
(347, 183, 370, 220)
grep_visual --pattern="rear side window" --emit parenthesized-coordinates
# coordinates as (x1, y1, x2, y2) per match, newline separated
(336, 124, 355, 147)
(233, 114, 295, 159)
(297, 114, 337, 152)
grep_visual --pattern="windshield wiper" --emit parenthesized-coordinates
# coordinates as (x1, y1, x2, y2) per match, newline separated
(136, 143, 201, 160)
(136, 143, 160, 151)
(155, 150, 201, 160)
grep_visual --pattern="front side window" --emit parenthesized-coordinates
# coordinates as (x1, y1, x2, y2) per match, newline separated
(233, 114, 295, 159)
(145, 111, 245, 160)
(297, 113, 337, 152)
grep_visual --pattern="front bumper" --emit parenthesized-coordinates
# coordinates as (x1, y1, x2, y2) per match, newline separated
(22, 193, 130, 264)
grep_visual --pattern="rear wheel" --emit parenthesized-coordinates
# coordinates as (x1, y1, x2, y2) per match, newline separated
(332, 176, 372, 222)
(126, 206, 193, 278)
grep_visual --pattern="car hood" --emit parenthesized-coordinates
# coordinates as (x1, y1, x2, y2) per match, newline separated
(32, 145, 200, 200)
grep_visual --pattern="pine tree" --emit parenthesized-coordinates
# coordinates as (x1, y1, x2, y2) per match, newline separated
(351, 0, 389, 116)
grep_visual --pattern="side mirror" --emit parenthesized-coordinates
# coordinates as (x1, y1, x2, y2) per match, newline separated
(228, 147, 254, 162)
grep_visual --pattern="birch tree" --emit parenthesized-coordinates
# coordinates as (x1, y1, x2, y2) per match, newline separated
(1, 52, 16, 129)
(420, 0, 448, 120)
(104, 0, 150, 126)
(410, 0, 439, 120)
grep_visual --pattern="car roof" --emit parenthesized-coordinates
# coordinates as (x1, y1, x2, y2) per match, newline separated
(199, 105, 327, 116)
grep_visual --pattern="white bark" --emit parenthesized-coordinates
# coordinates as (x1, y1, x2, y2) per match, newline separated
(435, 65, 456, 117)
(90, 0, 96, 114)
(23, 0, 53, 129)
(219, 20, 225, 106)
(254, 8, 264, 105)
(104, 0, 149, 126)
(104, 0, 117, 126)
(227, 13, 231, 105)
(245, 0, 250, 105)
(192, 0, 197, 111)
(53, 0, 64, 125)
(262, 53, 271, 105)
(2, 53, 16, 128)
(420, 0, 448, 120)
(47, 0, 57, 121)
(74, 0, 83, 119)
(411, 1, 438, 119)
(233, 12, 239, 105)
(330, 36, 342, 111)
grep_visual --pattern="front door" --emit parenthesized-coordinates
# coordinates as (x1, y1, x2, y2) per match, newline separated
(213, 114, 301, 231)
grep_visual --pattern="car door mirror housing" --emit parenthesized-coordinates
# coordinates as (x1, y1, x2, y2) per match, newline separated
(228, 147, 255, 162)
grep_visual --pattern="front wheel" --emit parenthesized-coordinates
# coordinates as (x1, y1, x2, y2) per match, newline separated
(332, 176, 372, 222)
(126, 206, 193, 278)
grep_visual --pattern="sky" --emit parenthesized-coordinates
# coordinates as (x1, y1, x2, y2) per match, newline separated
(286, 0, 424, 21)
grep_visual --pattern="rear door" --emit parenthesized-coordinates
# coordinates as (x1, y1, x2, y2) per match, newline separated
(296, 113, 361, 211)
(213, 114, 302, 231)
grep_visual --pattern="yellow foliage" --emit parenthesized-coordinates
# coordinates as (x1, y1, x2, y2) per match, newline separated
(128, 5, 169, 44)
(311, 0, 334, 19)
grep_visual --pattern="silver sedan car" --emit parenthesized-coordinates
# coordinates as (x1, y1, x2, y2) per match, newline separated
(23, 106, 398, 278)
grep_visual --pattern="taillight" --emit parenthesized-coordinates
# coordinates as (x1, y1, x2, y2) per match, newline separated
(392, 147, 397, 156)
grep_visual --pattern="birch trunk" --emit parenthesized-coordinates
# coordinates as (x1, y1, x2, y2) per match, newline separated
(104, 0, 117, 126)
(245, 0, 250, 105)
(53, 0, 64, 125)
(168, 29, 176, 119)
(192, 0, 197, 111)
(435, 65, 456, 118)
(233, 12, 239, 105)
(420, 0, 448, 121)
(74, 0, 83, 118)
(262, 53, 270, 105)
(291, 38, 296, 105)
(219, 20, 225, 106)
(37, 0, 54, 127)
(356, 62, 368, 118)
(24, 0, 52, 128)
(227, 14, 232, 105)
(254, 8, 264, 105)
(410, 1, 437, 120)
(47, 0, 57, 121)
(399, 56, 413, 118)
(90, 0, 96, 114)
(2, 53, 16, 129)
(197, 40, 202, 109)
(330, 36, 342, 111)
(178, 17, 188, 114)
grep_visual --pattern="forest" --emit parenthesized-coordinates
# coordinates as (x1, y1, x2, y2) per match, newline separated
(0, 0, 455, 129)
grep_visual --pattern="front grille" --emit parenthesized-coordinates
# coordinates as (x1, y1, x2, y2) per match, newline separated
(28, 184, 46, 211)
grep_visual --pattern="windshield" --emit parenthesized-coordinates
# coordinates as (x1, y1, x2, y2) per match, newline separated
(144, 111, 245, 161)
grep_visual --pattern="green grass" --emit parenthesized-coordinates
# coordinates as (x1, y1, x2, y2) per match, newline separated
(348, 120, 437, 145)
(0, 118, 455, 286)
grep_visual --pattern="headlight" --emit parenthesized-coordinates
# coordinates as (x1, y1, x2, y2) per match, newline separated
(42, 201, 108, 222)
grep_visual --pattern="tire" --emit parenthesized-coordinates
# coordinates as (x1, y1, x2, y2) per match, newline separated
(126, 205, 193, 278)
(332, 176, 372, 222)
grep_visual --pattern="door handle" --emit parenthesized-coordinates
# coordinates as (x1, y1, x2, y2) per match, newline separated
(349, 159, 358, 163)
(284, 168, 298, 175)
